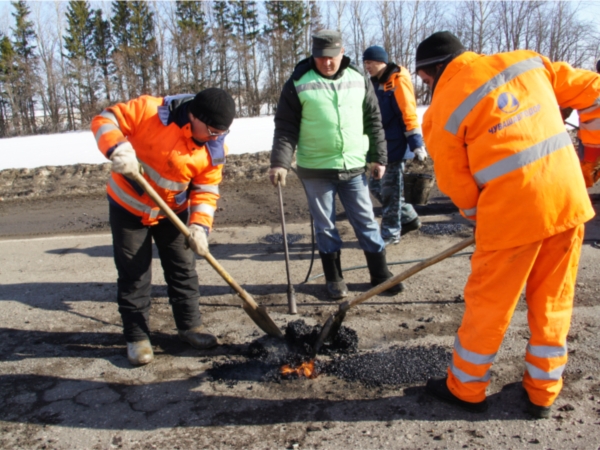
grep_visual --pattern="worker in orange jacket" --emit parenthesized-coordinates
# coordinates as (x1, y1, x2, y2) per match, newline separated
(577, 58, 600, 186)
(91, 88, 235, 366)
(415, 31, 597, 418)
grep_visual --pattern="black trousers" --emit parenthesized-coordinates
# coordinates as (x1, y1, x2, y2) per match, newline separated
(109, 204, 201, 342)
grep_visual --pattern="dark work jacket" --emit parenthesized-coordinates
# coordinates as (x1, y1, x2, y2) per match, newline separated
(270, 56, 387, 180)
(371, 63, 424, 163)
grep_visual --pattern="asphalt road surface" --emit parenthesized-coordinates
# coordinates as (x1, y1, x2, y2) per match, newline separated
(1, 164, 600, 449)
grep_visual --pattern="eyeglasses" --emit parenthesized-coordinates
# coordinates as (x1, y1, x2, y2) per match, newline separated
(206, 124, 230, 137)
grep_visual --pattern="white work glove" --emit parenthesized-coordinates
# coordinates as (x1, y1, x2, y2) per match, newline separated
(187, 224, 209, 256)
(268, 167, 288, 187)
(110, 142, 139, 177)
(414, 147, 428, 162)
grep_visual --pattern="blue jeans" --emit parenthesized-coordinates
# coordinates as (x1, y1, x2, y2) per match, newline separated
(369, 160, 418, 240)
(302, 174, 385, 254)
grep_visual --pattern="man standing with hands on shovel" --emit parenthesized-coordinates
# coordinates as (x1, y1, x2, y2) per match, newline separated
(269, 30, 403, 300)
(91, 88, 235, 366)
(416, 31, 597, 418)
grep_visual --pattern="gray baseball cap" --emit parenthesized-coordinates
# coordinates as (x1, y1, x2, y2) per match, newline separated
(312, 30, 343, 57)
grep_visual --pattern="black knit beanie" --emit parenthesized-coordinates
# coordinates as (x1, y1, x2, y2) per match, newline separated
(416, 31, 465, 70)
(189, 88, 236, 130)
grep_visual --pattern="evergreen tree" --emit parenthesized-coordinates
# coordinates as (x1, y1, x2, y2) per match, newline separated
(283, 1, 309, 61)
(10, 0, 38, 134)
(64, 0, 97, 126)
(91, 8, 113, 102)
(0, 33, 16, 136)
(231, 1, 261, 116)
(212, 1, 233, 90)
(175, 0, 209, 92)
(111, 1, 131, 49)
(307, 1, 324, 52)
(263, 1, 310, 110)
(110, 0, 131, 99)
(128, 1, 158, 95)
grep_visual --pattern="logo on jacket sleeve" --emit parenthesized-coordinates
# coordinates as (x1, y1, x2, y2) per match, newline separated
(497, 92, 520, 114)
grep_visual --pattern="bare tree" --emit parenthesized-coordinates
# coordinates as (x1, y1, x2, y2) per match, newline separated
(453, 1, 497, 54)
(31, 2, 63, 133)
(348, 1, 372, 65)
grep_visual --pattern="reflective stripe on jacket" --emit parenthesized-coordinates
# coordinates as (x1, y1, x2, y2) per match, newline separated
(372, 63, 424, 162)
(422, 50, 595, 251)
(91, 95, 224, 229)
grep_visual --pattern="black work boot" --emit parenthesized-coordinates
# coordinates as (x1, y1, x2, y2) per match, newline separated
(524, 392, 552, 419)
(364, 249, 404, 295)
(426, 377, 489, 413)
(319, 251, 348, 300)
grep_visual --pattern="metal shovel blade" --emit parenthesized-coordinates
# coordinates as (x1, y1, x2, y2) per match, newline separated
(312, 302, 348, 357)
(242, 303, 284, 338)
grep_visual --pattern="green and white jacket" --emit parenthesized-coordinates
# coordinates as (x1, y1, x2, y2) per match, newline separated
(270, 56, 387, 179)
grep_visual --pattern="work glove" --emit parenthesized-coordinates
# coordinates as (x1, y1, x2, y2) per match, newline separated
(413, 147, 428, 162)
(110, 142, 139, 177)
(187, 224, 209, 256)
(268, 167, 288, 187)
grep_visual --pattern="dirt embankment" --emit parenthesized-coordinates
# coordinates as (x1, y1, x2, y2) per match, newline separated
(0, 152, 438, 237)
(0, 151, 434, 202)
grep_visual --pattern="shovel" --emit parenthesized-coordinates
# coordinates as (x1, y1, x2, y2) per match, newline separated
(130, 171, 284, 338)
(312, 236, 475, 356)
(277, 180, 297, 315)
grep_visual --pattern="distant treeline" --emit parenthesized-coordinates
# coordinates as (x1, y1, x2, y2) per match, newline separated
(0, 0, 598, 138)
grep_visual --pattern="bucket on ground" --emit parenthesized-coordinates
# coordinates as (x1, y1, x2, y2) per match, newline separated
(404, 173, 434, 205)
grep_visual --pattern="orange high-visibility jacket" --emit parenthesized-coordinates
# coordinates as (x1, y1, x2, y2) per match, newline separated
(91, 95, 226, 230)
(383, 66, 421, 134)
(422, 50, 596, 251)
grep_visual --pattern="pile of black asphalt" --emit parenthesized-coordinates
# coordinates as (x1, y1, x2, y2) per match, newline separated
(206, 320, 451, 388)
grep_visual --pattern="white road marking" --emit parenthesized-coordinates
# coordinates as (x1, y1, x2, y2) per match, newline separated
(0, 233, 111, 244)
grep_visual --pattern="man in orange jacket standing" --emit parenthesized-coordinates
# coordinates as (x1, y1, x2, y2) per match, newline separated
(416, 31, 597, 418)
(91, 88, 235, 366)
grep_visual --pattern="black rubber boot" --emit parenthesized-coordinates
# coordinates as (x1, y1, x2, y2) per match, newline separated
(364, 249, 404, 295)
(426, 377, 489, 413)
(524, 393, 551, 419)
(319, 251, 348, 300)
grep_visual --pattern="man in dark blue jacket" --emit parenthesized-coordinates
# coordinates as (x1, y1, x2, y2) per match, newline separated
(363, 46, 426, 246)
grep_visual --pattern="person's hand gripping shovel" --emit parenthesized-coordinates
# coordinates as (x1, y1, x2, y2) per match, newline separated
(130, 170, 283, 338)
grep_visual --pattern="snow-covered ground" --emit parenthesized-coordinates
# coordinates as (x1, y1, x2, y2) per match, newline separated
(0, 106, 579, 171)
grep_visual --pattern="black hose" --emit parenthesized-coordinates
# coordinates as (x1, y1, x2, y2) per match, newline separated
(288, 166, 317, 284)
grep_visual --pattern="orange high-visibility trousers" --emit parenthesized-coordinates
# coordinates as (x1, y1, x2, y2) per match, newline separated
(580, 145, 600, 187)
(447, 224, 584, 406)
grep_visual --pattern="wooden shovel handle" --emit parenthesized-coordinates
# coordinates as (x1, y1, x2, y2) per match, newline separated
(130, 171, 260, 310)
(343, 236, 475, 312)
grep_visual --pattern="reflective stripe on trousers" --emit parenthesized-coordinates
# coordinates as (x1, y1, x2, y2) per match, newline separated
(447, 225, 583, 405)
(449, 335, 496, 384)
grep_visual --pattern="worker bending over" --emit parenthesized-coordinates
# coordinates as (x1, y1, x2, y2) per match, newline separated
(91, 88, 235, 366)
(416, 31, 597, 418)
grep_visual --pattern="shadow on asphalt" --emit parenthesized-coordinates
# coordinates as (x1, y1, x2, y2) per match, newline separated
(0, 371, 534, 429)
(0, 280, 463, 311)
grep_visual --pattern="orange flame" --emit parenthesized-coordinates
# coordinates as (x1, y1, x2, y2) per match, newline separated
(280, 360, 317, 379)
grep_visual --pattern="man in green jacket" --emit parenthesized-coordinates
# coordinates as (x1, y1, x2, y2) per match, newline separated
(269, 30, 402, 300)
